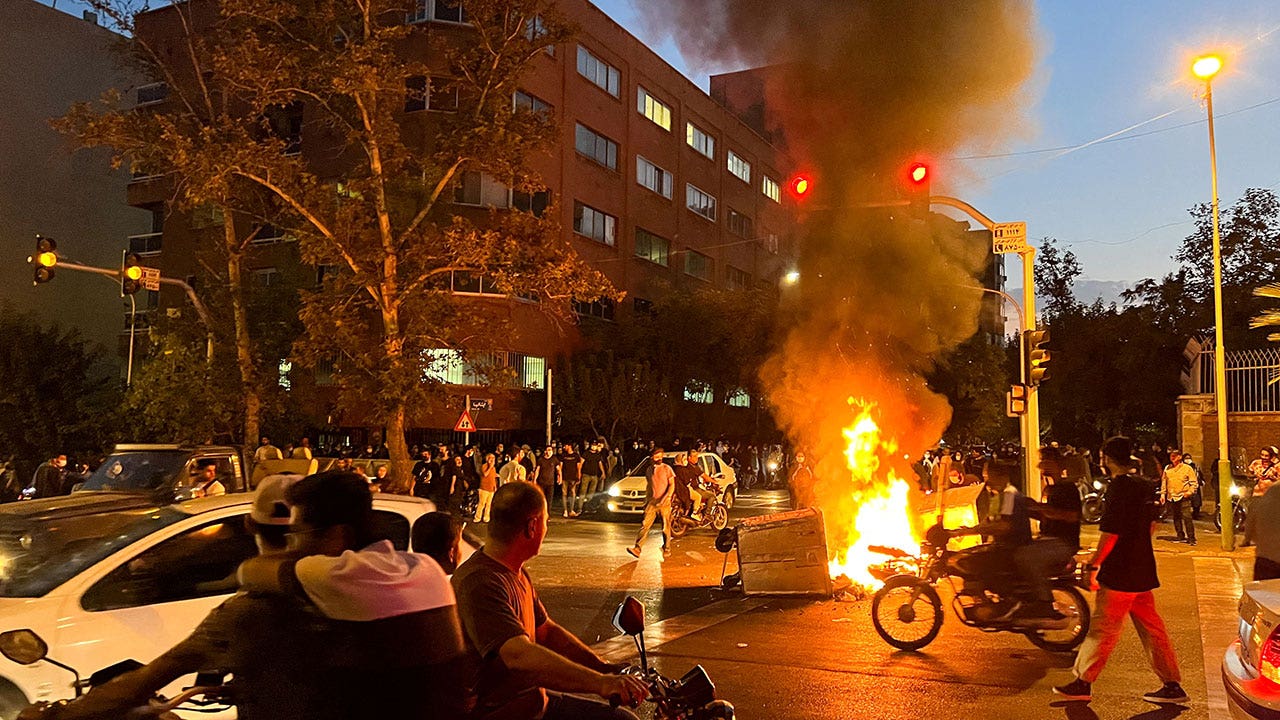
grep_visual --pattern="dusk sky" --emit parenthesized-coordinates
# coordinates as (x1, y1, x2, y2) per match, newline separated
(48, 0, 1280, 288)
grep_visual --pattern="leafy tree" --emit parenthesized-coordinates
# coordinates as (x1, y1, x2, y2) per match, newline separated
(0, 308, 122, 480)
(122, 333, 241, 444)
(1033, 237, 1083, 318)
(556, 354, 672, 444)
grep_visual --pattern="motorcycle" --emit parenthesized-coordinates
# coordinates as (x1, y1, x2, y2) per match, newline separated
(611, 597, 735, 720)
(669, 479, 730, 537)
(869, 524, 1091, 653)
(1079, 476, 1106, 524)
(0, 628, 230, 719)
(1213, 484, 1247, 533)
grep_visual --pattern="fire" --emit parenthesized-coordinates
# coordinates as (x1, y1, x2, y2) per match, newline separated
(826, 401, 920, 589)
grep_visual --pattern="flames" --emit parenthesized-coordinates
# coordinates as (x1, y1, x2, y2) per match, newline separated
(826, 401, 921, 590)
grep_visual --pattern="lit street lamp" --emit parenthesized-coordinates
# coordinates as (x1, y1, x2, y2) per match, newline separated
(1191, 53, 1234, 551)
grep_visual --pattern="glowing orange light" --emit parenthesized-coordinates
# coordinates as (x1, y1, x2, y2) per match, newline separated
(1191, 54, 1223, 81)
(35, 252, 57, 268)
(789, 175, 812, 197)
(908, 162, 929, 185)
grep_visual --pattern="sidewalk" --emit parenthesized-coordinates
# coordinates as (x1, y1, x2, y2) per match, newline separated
(591, 519, 1256, 720)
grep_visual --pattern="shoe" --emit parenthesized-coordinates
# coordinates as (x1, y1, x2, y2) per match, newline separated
(1142, 682, 1188, 704)
(1053, 679, 1092, 701)
(1017, 601, 1066, 621)
(563, 511, 569, 518)
(1188, 540, 1197, 546)
(626, 546, 641, 559)
(662, 546, 671, 557)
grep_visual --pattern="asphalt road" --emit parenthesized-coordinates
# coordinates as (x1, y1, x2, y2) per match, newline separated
(468, 489, 1242, 720)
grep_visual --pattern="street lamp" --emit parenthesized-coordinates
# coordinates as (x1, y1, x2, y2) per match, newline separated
(1191, 52, 1233, 550)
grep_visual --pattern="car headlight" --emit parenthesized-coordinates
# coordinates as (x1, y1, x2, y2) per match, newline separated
(1093, 480, 1103, 490)
(766, 461, 779, 472)
(608, 485, 622, 497)
(1231, 485, 1242, 497)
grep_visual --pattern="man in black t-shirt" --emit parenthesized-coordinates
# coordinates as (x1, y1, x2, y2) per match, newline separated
(1054, 436, 1186, 705)
(1019, 452, 1082, 619)
(533, 447, 561, 512)
(452, 483, 645, 719)
(560, 444, 583, 518)
(580, 441, 607, 512)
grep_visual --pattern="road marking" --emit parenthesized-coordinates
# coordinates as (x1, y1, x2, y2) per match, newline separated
(591, 596, 769, 662)
(1194, 555, 1248, 718)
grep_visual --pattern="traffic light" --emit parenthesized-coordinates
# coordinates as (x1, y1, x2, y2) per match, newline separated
(1007, 383, 1028, 417)
(904, 161, 931, 215)
(787, 173, 813, 200)
(121, 251, 143, 296)
(29, 236, 57, 285)
(1023, 328, 1051, 385)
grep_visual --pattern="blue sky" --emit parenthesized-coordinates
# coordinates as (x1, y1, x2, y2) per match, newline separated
(48, 0, 1280, 285)
(591, 0, 1280, 286)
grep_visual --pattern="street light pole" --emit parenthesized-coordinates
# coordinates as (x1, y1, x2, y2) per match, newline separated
(1193, 54, 1234, 550)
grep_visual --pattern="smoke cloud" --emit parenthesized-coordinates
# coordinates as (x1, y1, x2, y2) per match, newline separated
(639, 2, 1040, 539)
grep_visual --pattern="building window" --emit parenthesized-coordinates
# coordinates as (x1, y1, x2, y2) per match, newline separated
(574, 124, 618, 170)
(405, 76, 458, 112)
(252, 267, 280, 287)
(278, 360, 293, 391)
(727, 151, 751, 183)
(684, 381, 713, 404)
(727, 209, 753, 238)
(637, 87, 671, 131)
(762, 175, 781, 203)
(762, 232, 780, 254)
(635, 156, 672, 199)
(191, 204, 224, 229)
(136, 82, 169, 106)
(520, 355, 546, 390)
(684, 250, 713, 282)
(405, 76, 428, 112)
(686, 122, 714, 160)
(685, 184, 716, 222)
(423, 350, 545, 389)
(634, 228, 670, 266)
(251, 224, 289, 244)
(408, 0, 466, 23)
(512, 189, 550, 217)
(633, 297, 654, 315)
(725, 266, 750, 290)
(454, 171, 510, 208)
(266, 102, 304, 155)
(727, 388, 751, 408)
(572, 298, 616, 321)
(576, 46, 620, 97)
(514, 90, 552, 114)
(573, 202, 616, 246)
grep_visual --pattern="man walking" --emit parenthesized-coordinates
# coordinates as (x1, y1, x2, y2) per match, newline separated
(580, 441, 606, 515)
(533, 447, 561, 513)
(254, 436, 283, 463)
(500, 448, 528, 486)
(1160, 448, 1198, 545)
(1054, 436, 1186, 705)
(628, 448, 675, 559)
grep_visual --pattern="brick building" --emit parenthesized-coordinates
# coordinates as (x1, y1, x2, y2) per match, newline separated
(123, 0, 800, 444)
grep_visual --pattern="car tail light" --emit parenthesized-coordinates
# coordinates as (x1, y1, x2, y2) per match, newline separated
(1260, 626, 1280, 683)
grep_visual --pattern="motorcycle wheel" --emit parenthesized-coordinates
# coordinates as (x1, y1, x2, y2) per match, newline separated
(670, 511, 689, 538)
(1024, 584, 1091, 653)
(1081, 497, 1104, 524)
(723, 486, 736, 510)
(1235, 506, 1248, 533)
(711, 504, 729, 530)
(871, 575, 943, 651)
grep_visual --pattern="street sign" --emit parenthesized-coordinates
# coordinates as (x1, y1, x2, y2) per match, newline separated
(469, 397, 493, 412)
(992, 222, 1028, 254)
(454, 410, 477, 433)
(141, 267, 161, 291)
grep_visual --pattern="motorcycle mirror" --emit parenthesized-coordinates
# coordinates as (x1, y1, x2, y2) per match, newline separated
(0, 629, 48, 666)
(612, 596, 646, 636)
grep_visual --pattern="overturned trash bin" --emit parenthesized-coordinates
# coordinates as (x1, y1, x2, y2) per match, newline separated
(735, 507, 832, 597)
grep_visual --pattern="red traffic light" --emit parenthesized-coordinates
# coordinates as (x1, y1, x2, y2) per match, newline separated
(788, 174, 812, 198)
(907, 162, 929, 185)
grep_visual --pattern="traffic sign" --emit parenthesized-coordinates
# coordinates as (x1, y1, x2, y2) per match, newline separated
(141, 267, 160, 291)
(992, 222, 1028, 254)
(469, 397, 493, 412)
(454, 410, 477, 433)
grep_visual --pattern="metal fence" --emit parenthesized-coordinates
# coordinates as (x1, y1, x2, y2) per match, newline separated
(1189, 345, 1280, 412)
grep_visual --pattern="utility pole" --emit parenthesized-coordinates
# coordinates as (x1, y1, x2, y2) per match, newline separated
(545, 367, 553, 446)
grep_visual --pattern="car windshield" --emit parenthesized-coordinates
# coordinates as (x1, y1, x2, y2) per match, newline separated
(627, 457, 679, 477)
(80, 451, 190, 492)
(0, 507, 188, 597)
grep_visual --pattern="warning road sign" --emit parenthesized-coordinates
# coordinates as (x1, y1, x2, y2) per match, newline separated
(454, 410, 477, 433)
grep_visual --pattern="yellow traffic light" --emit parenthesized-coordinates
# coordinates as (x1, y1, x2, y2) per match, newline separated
(121, 251, 144, 296)
(31, 236, 57, 285)
(124, 265, 143, 281)
(1024, 328, 1051, 386)
(35, 252, 57, 268)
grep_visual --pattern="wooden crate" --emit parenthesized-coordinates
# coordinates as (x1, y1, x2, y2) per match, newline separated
(736, 507, 833, 596)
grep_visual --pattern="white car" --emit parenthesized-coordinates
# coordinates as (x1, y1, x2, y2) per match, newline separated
(599, 452, 738, 516)
(0, 491, 441, 719)
(1223, 579, 1280, 719)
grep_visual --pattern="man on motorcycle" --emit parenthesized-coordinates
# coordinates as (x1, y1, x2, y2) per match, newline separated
(1021, 451, 1082, 619)
(17, 474, 343, 720)
(685, 449, 719, 518)
(944, 460, 1039, 620)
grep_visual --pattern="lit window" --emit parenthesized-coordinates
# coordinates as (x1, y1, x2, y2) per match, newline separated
(575, 124, 618, 170)
(521, 355, 546, 390)
(576, 46, 620, 97)
(572, 298, 616, 321)
(634, 228, 669, 266)
(278, 360, 293, 391)
(727, 388, 751, 407)
(684, 381, 713, 404)
(685, 184, 716, 222)
(686, 122, 714, 160)
(727, 151, 751, 183)
(727, 209, 753, 238)
(573, 202, 616, 246)
(637, 87, 672, 131)
(684, 250, 713, 281)
(762, 175, 781, 203)
(636, 156, 672, 198)
(454, 172, 510, 208)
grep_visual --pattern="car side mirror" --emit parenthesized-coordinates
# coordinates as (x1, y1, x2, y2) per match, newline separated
(612, 596, 645, 636)
(0, 629, 48, 666)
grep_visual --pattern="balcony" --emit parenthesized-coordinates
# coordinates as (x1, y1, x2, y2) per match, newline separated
(128, 232, 162, 257)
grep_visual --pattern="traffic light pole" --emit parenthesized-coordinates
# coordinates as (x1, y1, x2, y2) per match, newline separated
(52, 260, 215, 363)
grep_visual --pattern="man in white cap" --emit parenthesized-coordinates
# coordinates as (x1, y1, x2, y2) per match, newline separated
(18, 475, 341, 720)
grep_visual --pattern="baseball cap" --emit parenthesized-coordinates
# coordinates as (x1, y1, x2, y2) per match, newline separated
(251, 474, 301, 525)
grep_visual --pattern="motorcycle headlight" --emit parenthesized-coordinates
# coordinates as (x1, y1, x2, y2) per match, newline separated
(766, 461, 779, 472)
(1093, 480, 1103, 490)
(1231, 485, 1242, 497)
(607, 485, 623, 497)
